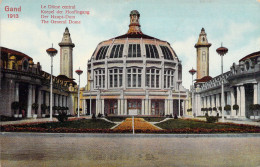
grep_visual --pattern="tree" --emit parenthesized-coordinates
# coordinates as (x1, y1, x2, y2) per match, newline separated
(41, 104, 47, 114)
(233, 104, 239, 115)
(32, 103, 39, 115)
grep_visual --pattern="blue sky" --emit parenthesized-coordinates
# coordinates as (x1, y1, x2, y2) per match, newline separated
(1, 0, 260, 89)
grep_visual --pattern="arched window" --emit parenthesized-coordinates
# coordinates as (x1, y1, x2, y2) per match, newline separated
(96, 46, 109, 60)
(128, 44, 141, 57)
(160, 46, 173, 60)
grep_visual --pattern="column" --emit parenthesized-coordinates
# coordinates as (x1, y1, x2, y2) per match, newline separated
(240, 85, 246, 117)
(253, 83, 258, 104)
(27, 84, 32, 118)
(169, 99, 173, 115)
(37, 89, 42, 117)
(237, 86, 241, 116)
(164, 99, 168, 115)
(118, 99, 121, 115)
(15, 83, 19, 101)
(197, 94, 201, 116)
(101, 99, 105, 115)
(55, 94, 59, 115)
(258, 82, 260, 104)
(230, 87, 235, 116)
(148, 99, 151, 115)
(59, 95, 62, 108)
(124, 99, 127, 115)
(145, 99, 149, 115)
(141, 99, 145, 115)
(120, 99, 123, 115)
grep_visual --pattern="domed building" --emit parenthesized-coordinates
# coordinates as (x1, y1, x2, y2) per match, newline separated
(83, 10, 188, 116)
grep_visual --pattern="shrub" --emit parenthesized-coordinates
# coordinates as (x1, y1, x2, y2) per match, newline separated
(32, 103, 39, 114)
(233, 104, 239, 111)
(213, 107, 217, 111)
(206, 116, 218, 123)
(208, 107, 212, 111)
(56, 111, 68, 122)
(174, 114, 178, 119)
(218, 106, 222, 111)
(224, 105, 231, 111)
(41, 104, 47, 114)
(255, 104, 260, 110)
(205, 113, 209, 117)
(97, 113, 103, 118)
(92, 113, 96, 119)
(169, 114, 173, 118)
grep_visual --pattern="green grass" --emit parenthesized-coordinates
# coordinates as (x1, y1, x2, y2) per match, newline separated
(17, 119, 116, 129)
(106, 117, 130, 122)
(143, 117, 166, 122)
(156, 119, 258, 130)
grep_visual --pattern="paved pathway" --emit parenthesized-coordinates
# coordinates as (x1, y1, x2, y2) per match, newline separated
(1, 133, 259, 167)
(114, 118, 161, 130)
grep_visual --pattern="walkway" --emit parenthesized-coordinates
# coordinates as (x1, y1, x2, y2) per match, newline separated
(0, 116, 91, 126)
(114, 118, 161, 131)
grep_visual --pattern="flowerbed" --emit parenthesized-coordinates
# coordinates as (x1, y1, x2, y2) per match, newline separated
(1, 125, 260, 133)
(114, 118, 161, 131)
(1, 118, 259, 133)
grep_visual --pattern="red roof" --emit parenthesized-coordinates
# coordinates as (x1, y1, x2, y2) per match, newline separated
(0, 46, 32, 60)
(239, 51, 260, 62)
(196, 76, 212, 83)
(216, 47, 228, 55)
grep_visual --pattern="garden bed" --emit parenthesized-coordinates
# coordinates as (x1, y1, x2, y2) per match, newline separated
(1, 118, 259, 133)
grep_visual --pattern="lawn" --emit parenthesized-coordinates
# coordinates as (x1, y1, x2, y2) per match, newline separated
(156, 119, 260, 130)
(106, 116, 129, 122)
(9, 119, 116, 129)
(143, 117, 166, 122)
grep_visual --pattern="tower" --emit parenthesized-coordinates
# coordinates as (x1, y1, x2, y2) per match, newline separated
(195, 28, 211, 79)
(59, 27, 75, 79)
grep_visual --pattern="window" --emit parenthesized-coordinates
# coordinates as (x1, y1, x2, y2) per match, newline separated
(164, 69, 174, 88)
(110, 44, 124, 58)
(96, 46, 109, 60)
(22, 60, 29, 71)
(160, 46, 173, 60)
(202, 51, 206, 61)
(94, 69, 105, 88)
(245, 61, 250, 71)
(145, 44, 159, 58)
(146, 68, 160, 88)
(109, 68, 123, 88)
(128, 44, 141, 57)
(127, 68, 142, 88)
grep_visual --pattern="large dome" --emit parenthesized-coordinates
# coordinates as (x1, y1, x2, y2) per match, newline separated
(90, 10, 178, 62)
(85, 10, 185, 117)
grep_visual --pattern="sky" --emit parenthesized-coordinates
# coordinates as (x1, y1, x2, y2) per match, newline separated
(1, 0, 260, 89)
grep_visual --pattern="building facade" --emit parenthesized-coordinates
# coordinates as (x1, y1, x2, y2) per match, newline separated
(83, 10, 188, 116)
(0, 28, 79, 118)
(190, 35, 260, 120)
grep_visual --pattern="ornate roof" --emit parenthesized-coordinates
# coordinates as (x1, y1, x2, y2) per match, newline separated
(239, 51, 260, 62)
